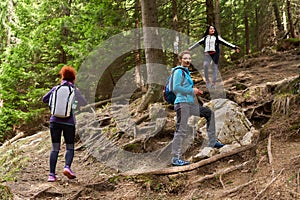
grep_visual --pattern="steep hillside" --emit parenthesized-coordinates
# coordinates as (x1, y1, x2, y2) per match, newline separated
(0, 49, 299, 200)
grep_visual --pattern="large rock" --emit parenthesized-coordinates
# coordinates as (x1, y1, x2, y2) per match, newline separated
(195, 99, 258, 155)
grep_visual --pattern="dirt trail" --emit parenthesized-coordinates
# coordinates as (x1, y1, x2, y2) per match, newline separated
(3, 49, 300, 200)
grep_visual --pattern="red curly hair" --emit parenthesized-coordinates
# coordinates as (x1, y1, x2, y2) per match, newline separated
(60, 66, 76, 83)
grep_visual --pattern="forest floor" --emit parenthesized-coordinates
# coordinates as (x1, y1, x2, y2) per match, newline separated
(1, 48, 300, 200)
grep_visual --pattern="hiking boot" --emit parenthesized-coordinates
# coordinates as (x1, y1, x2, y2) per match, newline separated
(172, 158, 190, 166)
(47, 173, 57, 182)
(63, 167, 76, 179)
(213, 141, 225, 149)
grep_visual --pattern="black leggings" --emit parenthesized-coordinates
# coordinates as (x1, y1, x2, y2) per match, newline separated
(49, 122, 75, 174)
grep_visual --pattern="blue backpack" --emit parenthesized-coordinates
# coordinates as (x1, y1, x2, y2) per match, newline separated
(163, 67, 186, 104)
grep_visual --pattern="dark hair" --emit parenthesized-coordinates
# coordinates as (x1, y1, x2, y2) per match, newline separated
(203, 25, 219, 38)
(60, 66, 76, 83)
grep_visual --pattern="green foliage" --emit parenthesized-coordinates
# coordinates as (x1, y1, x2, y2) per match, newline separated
(0, 0, 135, 142)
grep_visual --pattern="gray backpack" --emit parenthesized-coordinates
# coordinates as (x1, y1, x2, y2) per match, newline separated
(49, 83, 75, 118)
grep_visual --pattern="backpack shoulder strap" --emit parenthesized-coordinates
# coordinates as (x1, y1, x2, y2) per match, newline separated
(170, 67, 187, 90)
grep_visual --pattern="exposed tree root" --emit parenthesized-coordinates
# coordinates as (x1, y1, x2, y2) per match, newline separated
(122, 144, 255, 176)
(31, 186, 52, 199)
(267, 133, 274, 176)
(220, 179, 258, 197)
(254, 168, 284, 200)
(2, 132, 25, 147)
(191, 160, 252, 185)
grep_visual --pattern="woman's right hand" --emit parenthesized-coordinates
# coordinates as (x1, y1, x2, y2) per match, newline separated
(193, 88, 203, 96)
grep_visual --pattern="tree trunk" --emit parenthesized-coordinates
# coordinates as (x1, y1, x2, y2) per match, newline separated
(286, 0, 295, 38)
(59, 0, 71, 64)
(272, 2, 284, 38)
(138, 0, 166, 112)
(134, 0, 145, 90)
(244, 0, 250, 54)
(172, 0, 179, 66)
(214, 0, 221, 34)
(206, 0, 214, 25)
(214, 0, 224, 64)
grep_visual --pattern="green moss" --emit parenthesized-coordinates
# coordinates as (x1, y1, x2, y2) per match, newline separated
(0, 147, 29, 182)
(108, 175, 120, 184)
(0, 185, 13, 200)
(276, 75, 300, 95)
(286, 38, 300, 44)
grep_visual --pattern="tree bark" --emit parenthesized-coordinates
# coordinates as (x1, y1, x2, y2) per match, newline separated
(138, 0, 166, 112)
(272, 2, 284, 36)
(134, 0, 144, 90)
(286, 0, 296, 38)
(214, 0, 221, 34)
(244, 0, 250, 54)
(206, 0, 214, 25)
(172, 0, 179, 66)
(59, 0, 72, 64)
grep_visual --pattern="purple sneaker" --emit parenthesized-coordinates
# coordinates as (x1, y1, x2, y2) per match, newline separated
(63, 167, 76, 179)
(47, 173, 57, 182)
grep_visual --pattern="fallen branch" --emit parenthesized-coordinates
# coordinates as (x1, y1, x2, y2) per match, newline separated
(69, 188, 83, 199)
(123, 144, 255, 176)
(267, 133, 274, 176)
(221, 179, 257, 197)
(254, 168, 284, 200)
(219, 175, 225, 189)
(2, 132, 25, 147)
(192, 160, 252, 185)
(267, 134, 273, 165)
(32, 186, 52, 198)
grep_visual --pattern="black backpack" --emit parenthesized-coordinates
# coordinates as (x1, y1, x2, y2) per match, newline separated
(163, 67, 186, 104)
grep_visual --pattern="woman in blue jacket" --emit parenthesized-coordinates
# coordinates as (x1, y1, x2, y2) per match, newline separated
(171, 51, 224, 166)
(43, 66, 88, 182)
(188, 25, 239, 88)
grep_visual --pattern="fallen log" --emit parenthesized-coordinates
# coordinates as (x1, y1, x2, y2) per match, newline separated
(2, 132, 25, 148)
(122, 144, 255, 176)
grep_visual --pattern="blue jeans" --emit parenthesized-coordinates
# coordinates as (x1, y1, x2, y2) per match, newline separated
(171, 103, 217, 158)
(49, 122, 75, 174)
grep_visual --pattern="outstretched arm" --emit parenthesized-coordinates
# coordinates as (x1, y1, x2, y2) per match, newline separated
(218, 36, 240, 52)
(188, 37, 205, 51)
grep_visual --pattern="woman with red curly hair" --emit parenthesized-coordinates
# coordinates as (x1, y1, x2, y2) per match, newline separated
(43, 66, 87, 182)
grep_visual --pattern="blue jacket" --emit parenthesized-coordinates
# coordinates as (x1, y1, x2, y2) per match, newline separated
(172, 66, 195, 104)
